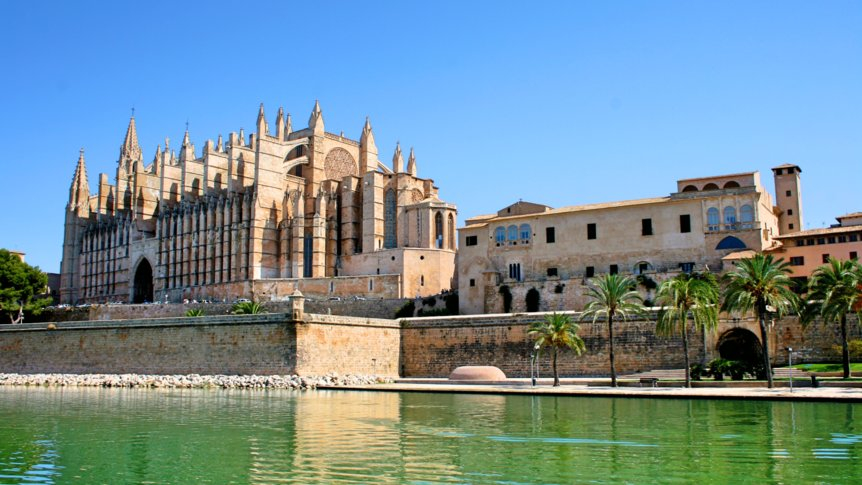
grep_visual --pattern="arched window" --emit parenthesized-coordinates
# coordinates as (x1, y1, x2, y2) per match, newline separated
(507, 225, 518, 242)
(682, 185, 698, 192)
(384, 189, 396, 249)
(724, 181, 740, 189)
(724, 206, 737, 230)
(435, 212, 443, 249)
(716, 236, 747, 250)
(740, 204, 754, 229)
(448, 213, 455, 249)
(703, 183, 719, 191)
(495, 227, 506, 245)
(519, 224, 531, 243)
(707, 207, 720, 231)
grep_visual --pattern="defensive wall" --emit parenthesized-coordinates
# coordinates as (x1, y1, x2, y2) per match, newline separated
(1, 309, 857, 378)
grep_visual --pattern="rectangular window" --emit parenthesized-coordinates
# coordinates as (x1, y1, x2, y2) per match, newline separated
(850, 234, 859, 242)
(822, 254, 830, 264)
(680, 214, 691, 233)
(639, 262, 649, 274)
(807, 239, 815, 246)
(508, 263, 521, 281)
(851, 252, 858, 260)
(680, 262, 695, 273)
(547, 267, 558, 277)
(786, 190, 792, 197)
(790, 256, 805, 266)
(609, 264, 618, 275)
(642, 218, 653, 236)
(828, 237, 836, 244)
(817, 238, 826, 245)
(587, 223, 596, 240)
(838, 236, 847, 243)
(469, 278, 476, 287)
(465, 235, 477, 246)
(546, 227, 556, 243)
(789, 223, 794, 230)
(585, 266, 595, 278)
(787, 209, 793, 215)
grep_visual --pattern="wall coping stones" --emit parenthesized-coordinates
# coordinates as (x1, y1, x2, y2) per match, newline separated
(0, 313, 293, 333)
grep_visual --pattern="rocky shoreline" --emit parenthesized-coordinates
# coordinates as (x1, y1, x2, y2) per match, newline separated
(0, 373, 391, 390)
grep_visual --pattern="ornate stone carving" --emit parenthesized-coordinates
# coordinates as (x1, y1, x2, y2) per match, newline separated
(324, 147, 358, 181)
(411, 189, 425, 203)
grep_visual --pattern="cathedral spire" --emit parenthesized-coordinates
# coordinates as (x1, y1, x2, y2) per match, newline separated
(285, 112, 292, 136)
(179, 128, 195, 162)
(256, 103, 269, 135)
(392, 142, 404, 173)
(120, 116, 142, 163)
(406, 146, 417, 176)
(276, 107, 285, 139)
(308, 100, 324, 135)
(359, 116, 378, 173)
(69, 148, 90, 214)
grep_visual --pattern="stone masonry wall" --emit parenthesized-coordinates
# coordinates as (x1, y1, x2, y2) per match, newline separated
(0, 314, 297, 375)
(296, 314, 401, 377)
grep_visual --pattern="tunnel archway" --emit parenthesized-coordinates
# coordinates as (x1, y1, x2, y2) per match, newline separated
(132, 258, 154, 304)
(717, 328, 765, 378)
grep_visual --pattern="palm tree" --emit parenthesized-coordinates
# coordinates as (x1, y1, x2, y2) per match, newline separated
(231, 301, 266, 315)
(655, 273, 719, 387)
(528, 313, 586, 386)
(721, 254, 798, 388)
(582, 274, 645, 387)
(804, 258, 862, 379)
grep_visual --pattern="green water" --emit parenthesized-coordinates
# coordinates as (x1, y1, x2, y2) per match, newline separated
(0, 388, 860, 484)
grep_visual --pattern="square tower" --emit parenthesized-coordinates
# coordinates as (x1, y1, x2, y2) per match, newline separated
(772, 164, 803, 234)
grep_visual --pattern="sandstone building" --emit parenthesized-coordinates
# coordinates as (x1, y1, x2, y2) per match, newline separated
(458, 165, 804, 314)
(60, 102, 456, 304)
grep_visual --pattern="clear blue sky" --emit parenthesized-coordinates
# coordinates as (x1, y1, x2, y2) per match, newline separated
(1, 1, 859, 272)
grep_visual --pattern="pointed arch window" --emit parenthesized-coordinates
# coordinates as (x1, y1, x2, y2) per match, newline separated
(740, 204, 754, 229)
(384, 189, 397, 249)
(435, 212, 443, 249)
(723, 206, 737, 230)
(707, 207, 720, 231)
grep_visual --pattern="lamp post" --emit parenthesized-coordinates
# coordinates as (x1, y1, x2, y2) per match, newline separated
(786, 347, 794, 392)
(531, 343, 541, 387)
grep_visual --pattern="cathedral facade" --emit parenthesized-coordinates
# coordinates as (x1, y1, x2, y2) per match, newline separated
(60, 102, 457, 304)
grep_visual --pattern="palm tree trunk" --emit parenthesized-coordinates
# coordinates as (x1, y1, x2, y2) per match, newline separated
(608, 313, 617, 387)
(553, 347, 560, 387)
(758, 308, 773, 389)
(841, 314, 850, 379)
(683, 318, 691, 388)
(701, 325, 708, 366)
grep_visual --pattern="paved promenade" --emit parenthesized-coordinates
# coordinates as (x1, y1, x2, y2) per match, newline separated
(323, 378, 862, 402)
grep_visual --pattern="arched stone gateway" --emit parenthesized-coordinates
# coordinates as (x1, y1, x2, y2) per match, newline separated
(132, 258, 154, 304)
(717, 328, 766, 378)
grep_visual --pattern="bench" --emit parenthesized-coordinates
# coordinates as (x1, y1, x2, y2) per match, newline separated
(639, 377, 659, 388)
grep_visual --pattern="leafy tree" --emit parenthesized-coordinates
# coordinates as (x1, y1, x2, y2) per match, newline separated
(721, 254, 798, 388)
(0, 249, 50, 323)
(803, 258, 862, 379)
(581, 274, 645, 387)
(528, 313, 586, 386)
(231, 301, 266, 315)
(655, 273, 719, 387)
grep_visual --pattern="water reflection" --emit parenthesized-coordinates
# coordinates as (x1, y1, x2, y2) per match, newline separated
(0, 388, 860, 483)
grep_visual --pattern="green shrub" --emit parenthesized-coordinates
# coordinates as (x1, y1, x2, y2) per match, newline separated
(689, 363, 706, 381)
(417, 307, 450, 317)
(394, 301, 415, 319)
(231, 302, 266, 314)
(185, 308, 205, 317)
(422, 296, 437, 307)
(831, 339, 862, 360)
(708, 358, 732, 380)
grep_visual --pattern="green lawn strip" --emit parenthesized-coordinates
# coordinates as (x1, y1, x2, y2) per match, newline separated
(783, 363, 862, 373)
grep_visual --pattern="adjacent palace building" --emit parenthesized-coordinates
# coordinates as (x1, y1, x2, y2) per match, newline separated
(60, 102, 456, 304)
(457, 164, 861, 314)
